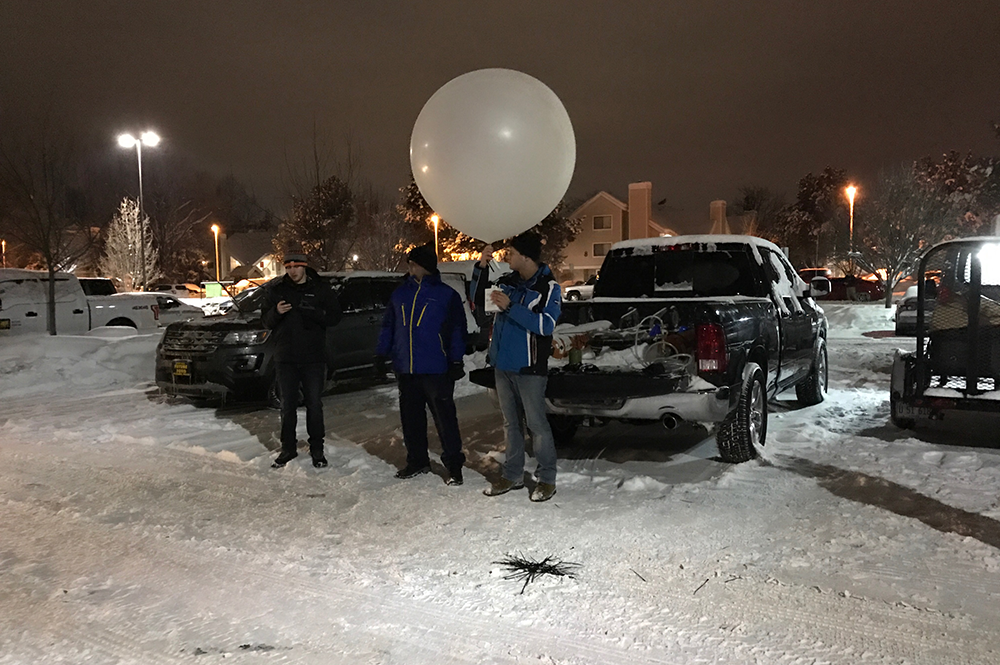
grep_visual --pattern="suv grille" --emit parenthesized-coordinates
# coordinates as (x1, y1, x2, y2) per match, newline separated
(161, 329, 225, 355)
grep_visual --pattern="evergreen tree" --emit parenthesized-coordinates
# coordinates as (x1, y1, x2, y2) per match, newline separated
(273, 175, 356, 270)
(99, 198, 160, 291)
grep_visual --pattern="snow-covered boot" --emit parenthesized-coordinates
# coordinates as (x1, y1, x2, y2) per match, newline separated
(271, 449, 298, 468)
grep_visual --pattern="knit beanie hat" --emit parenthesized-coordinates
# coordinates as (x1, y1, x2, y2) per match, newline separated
(509, 232, 542, 263)
(407, 244, 438, 273)
(282, 252, 309, 267)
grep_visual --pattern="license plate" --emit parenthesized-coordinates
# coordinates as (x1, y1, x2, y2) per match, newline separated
(173, 360, 190, 377)
(896, 403, 929, 418)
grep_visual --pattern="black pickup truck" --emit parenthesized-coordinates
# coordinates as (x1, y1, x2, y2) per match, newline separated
(543, 235, 830, 463)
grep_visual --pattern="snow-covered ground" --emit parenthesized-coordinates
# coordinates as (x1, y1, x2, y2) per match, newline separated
(2, 303, 999, 664)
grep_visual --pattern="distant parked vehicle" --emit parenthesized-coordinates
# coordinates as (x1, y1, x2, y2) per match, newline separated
(153, 294, 206, 326)
(151, 283, 202, 297)
(798, 267, 832, 283)
(817, 276, 884, 302)
(895, 281, 939, 336)
(564, 275, 597, 301)
(78, 277, 119, 296)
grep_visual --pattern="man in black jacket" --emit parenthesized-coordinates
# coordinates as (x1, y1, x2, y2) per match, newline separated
(261, 252, 342, 468)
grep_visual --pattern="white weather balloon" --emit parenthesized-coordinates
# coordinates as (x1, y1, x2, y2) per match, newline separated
(410, 68, 576, 243)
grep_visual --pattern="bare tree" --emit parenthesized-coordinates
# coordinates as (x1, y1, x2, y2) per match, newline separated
(853, 165, 960, 307)
(98, 198, 161, 291)
(0, 121, 97, 333)
(353, 186, 418, 270)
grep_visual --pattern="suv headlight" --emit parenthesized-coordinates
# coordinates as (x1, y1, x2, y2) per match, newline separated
(222, 330, 270, 345)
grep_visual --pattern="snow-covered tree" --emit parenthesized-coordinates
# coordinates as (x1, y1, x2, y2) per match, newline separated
(99, 198, 160, 291)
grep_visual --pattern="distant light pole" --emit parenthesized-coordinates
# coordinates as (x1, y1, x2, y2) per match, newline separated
(118, 131, 160, 290)
(845, 185, 857, 275)
(211, 224, 221, 282)
(1, 239, 6, 268)
(430, 213, 440, 259)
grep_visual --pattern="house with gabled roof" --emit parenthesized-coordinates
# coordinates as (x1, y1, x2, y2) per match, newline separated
(561, 181, 677, 283)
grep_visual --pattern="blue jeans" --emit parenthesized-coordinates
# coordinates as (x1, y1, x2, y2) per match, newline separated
(276, 362, 326, 453)
(494, 369, 557, 485)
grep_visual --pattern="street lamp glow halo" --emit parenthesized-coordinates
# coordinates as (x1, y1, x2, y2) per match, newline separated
(117, 134, 137, 148)
(141, 131, 160, 147)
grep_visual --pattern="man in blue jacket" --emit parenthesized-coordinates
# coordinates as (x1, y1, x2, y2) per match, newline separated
(471, 232, 561, 502)
(377, 244, 468, 485)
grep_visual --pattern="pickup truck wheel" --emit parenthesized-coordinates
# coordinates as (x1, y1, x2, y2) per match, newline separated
(106, 317, 137, 328)
(890, 393, 916, 429)
(795, 339, 828, 406)
(547, 415, 580, 446)
(716, 364, 766, 463)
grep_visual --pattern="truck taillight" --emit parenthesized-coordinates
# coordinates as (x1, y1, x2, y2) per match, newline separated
(696, 323, 727, 373)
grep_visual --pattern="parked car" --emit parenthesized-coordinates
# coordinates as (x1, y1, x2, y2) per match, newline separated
(153, 294, 206, 326)
(156, 270, 482, 405)
(78, 277, 119, 296)
(798, 267, 832, 283)
(817, 276, 884, 302)
(890, 237, 1000, 428)
(564, 275, 597, 301)
(471, 235, 831, 463)
(0, 269, 160, 335)
(894, 281, 939, 336)
(151, 283, 202, 297)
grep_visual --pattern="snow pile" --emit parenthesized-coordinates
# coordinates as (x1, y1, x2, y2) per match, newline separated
(822, 302, 896, 337)
(0, 330, 161, 399)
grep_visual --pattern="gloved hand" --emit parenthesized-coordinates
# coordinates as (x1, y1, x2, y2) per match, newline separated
(447, 362, 466, 382)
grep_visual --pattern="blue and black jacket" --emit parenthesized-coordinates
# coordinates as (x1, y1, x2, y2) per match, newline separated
(470, 262, 561, 375)
(376, 272, 467, 375)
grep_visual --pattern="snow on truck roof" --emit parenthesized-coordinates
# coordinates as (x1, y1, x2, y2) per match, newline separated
(611, 234, 783, 254)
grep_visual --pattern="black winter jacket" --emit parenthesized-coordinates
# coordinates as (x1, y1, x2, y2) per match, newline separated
(261, 269, 342, 364)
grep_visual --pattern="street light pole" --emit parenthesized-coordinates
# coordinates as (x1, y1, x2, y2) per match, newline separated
(845, 185, 857, 275)
(430, 213, 440, 260)
(118, 131, 160, 290)
(211, 224, 221, 282)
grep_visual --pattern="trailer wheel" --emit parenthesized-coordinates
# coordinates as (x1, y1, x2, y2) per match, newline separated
(796, 339, 828, 406)
(547, 414, 580, 446)
(716, 363, 766, 463)
(890, 393, 915, 429)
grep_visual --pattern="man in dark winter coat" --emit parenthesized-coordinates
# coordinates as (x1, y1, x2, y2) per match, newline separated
(376, 244, 468, 485)
(261, 252, 342, 468)
(470, 232, 561, 502)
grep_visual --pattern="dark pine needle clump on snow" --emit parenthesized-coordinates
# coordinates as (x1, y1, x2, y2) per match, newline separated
(493, 554, 581, 594)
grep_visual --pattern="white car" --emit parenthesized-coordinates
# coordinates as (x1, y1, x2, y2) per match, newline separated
(153, 294, 206, 326)
(564, 276, 597, 301)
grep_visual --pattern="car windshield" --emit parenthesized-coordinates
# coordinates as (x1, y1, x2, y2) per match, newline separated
(596, 246, 760, 298)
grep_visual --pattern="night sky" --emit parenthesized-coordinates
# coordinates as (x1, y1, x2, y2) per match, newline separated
(2, 0, 999, 232)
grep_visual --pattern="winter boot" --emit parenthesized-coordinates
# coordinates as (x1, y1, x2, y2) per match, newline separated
(271, 449, 298, 468)
(483, 477, 525, 497)
(530, 482, 557, 503)
(394, 463, 431, 479)
(310, 446, 328, 468)
(446, 467, 464, 486)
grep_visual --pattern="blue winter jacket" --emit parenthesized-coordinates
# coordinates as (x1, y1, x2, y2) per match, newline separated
(376, 272, 467, 375)
(470, 262, 561, 374)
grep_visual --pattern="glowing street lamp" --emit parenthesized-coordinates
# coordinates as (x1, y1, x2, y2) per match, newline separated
(117, 130, 160, 289)
(845, 185, 857, 275)
(430, 213, 440, 260)
(1, 239, 5, 269)
(211, 224, 221, 282)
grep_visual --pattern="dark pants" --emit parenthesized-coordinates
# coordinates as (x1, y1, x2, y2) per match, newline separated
(276, 362, 326, 454)
(398, 373, 465, 471)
